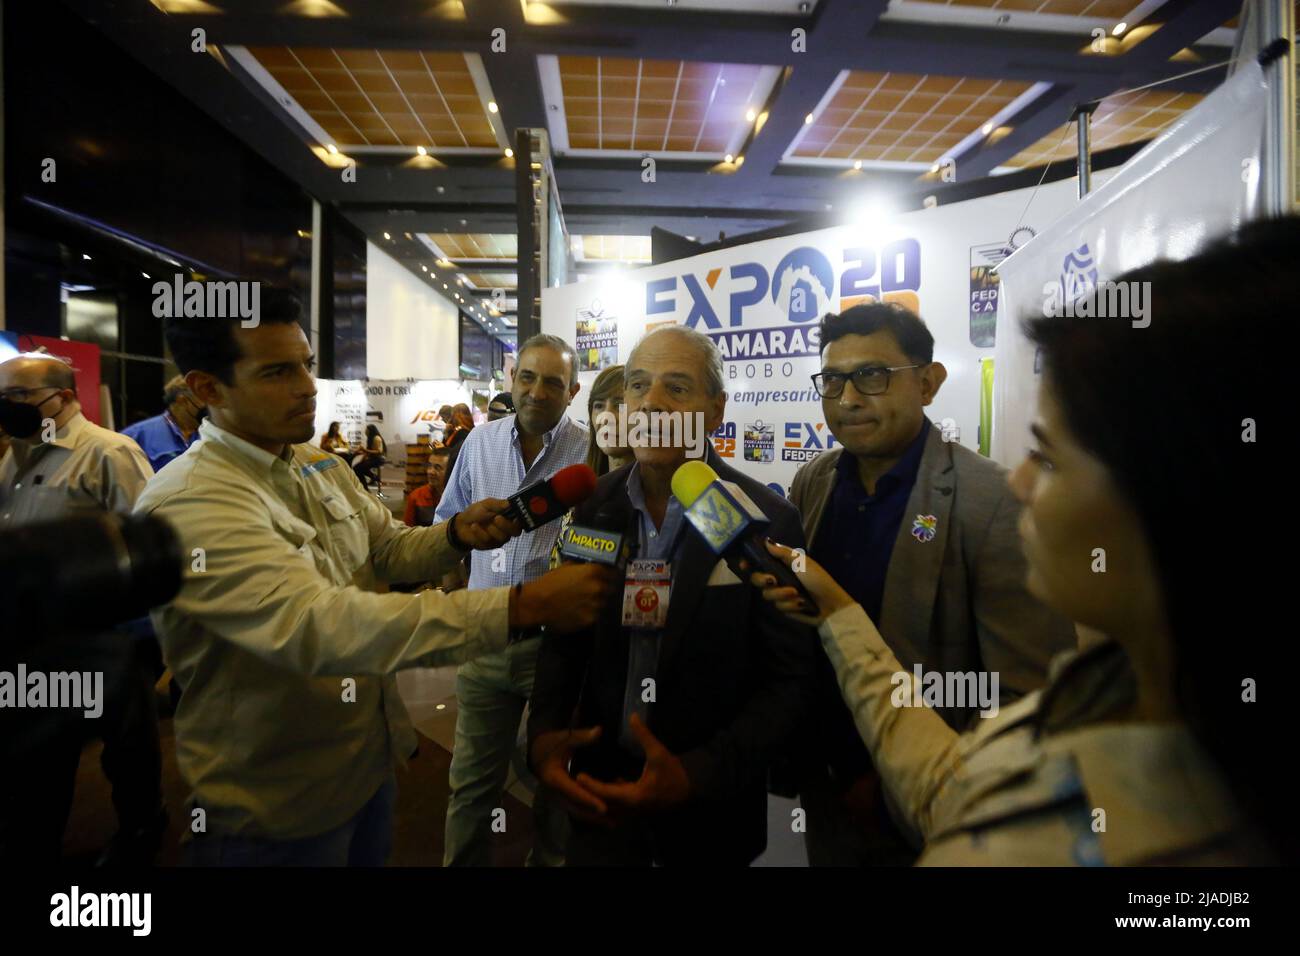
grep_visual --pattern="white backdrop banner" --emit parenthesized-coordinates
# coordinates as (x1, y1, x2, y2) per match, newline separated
(989, 63, 1268, 468)
(542, 175, 1097, 496)
(313, 378, 473, 470)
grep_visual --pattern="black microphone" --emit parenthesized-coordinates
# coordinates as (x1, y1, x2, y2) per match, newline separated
(670, 460, 819, 616)
(558, 500, 635, 569)
(503, 463, 598, 532)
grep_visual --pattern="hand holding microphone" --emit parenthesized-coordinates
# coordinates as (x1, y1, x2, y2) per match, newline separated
(671, 460, 821, 617)
(448, 464, 599, 550)
(449, 497, 523, 550)
(503, 463, 598, 531)
(750, 539, 856, 627)
(510, 563, 620, 633)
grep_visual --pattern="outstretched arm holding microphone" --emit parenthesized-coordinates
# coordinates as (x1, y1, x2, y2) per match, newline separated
(743, 221, 1290, 865)
(745, 541, 964, 843)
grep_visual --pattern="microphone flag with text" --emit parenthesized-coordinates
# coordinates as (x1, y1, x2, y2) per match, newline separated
(503, 463, 598, 532)
(670, 460, 819, 615)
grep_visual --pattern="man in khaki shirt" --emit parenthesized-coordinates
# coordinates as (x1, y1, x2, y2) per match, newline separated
(138, 291, 612, 866)
(0, 352, 165, 865)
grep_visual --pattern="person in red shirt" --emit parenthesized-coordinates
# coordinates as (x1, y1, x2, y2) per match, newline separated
(404, 446, 450, 527)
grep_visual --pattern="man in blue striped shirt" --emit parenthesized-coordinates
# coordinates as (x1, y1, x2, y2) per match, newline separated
(435, 333, 590, 866)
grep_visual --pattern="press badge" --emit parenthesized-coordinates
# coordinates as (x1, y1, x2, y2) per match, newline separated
(622, 559, 671, 630)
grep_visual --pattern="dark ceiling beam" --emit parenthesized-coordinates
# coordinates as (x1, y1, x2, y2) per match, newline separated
(317, 154, 916, 215)
(470, 0, 549, 135)
(736, 0, 888, 182)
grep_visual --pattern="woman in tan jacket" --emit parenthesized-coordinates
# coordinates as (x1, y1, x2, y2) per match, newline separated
(751, 219, 1292, 865)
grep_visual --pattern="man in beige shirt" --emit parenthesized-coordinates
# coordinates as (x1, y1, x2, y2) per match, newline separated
(137, 290, 612, 865)
(0, 352, 165, 865)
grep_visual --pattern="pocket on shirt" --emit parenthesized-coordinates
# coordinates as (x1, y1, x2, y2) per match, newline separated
(320, 493, 369, 574)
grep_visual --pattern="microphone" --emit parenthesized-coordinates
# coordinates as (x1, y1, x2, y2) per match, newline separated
(558, 500, 635, 569)
(503, 463, 598, 532)
(671, 460, 819, 616)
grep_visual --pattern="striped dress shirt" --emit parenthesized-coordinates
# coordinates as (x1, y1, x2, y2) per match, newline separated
(435, 413, 590, 590)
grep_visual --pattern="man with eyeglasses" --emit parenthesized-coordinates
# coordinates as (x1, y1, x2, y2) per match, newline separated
(788, 303, 1074, 867)
(0, 352, 166, 865)
(121, 374, 206, 474)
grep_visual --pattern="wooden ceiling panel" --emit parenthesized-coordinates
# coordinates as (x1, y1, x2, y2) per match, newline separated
(246, 46, 501, 151)
(557, 55, 775, 157)
(793, 69, 1030, 166)
(1003, 88, 1203, 169)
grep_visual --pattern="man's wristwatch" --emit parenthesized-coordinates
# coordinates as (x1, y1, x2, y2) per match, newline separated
(446, 512, 472, 552)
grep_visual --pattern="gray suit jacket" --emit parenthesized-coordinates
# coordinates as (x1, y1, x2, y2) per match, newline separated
(790, 426, 1076, 735)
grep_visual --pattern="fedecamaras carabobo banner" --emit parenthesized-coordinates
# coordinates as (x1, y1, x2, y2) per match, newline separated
(543, 175, 1091, 498)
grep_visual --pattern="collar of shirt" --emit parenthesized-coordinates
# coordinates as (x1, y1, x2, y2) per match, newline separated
(509, 412, 567, 457)
(49, 411, 89, 450)
(625, 461, 686, 558)
(1033, 639, 1250, 863)
(9, 411, 87, 466)
(162, 411, 194, 446)
(835, 415, 932, 499)
(198, 418, 296, 474)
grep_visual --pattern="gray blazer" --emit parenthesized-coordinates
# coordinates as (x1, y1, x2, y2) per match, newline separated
(789, 426, 1076, 731)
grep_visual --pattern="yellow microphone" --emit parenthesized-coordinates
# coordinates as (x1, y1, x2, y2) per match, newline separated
(671, 460, 818, 614)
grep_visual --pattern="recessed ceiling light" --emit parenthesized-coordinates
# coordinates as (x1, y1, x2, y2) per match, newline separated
(443, 283, 448, 289)
(745, 108, 756, 123)
(383, 232, 391, 240)
(326, 144, 338, 154)
(1113, 22, 1127, 36)
(853, 160, 862, 170)
(82, 254, 91, 260)
(142, 272, 150, 279)
(725, 154, 734, 163)
(804, 113, 814, 125)
(504, 148, 514, 158)
(421, 265, 427, 272)
(488, 101, 498, 113)
(982, 122, 993, 135)
(416, 146, 427, 156)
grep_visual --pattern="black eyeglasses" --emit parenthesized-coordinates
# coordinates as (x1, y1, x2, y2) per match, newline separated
(0, 385, 60, 404)
(810, 364, 922, 399)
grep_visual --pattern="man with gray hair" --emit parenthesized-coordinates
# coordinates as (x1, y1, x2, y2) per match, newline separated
(122, 374, 206, 473)
(0, 352, 166, 865)
(528, 324, 815, 865)
(435, 331, 594, 866)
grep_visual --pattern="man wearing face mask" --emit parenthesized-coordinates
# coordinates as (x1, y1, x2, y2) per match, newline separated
(0, 352, 166, 865)
(122, 374, 206, 474)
